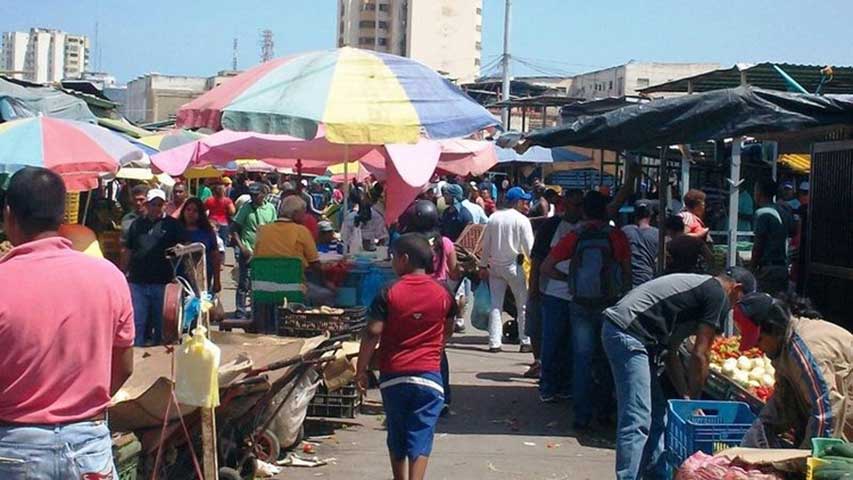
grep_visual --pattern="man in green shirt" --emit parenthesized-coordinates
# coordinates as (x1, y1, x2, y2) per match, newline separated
(231, 183, 277, 318)
(198, 180, 213, 202)
(752, 178, 791, 295)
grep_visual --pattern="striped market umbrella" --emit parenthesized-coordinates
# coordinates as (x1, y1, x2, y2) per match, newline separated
(0, 117, 145, 191)
(139, 129, 206, 151)
(177, 47, 498, 144)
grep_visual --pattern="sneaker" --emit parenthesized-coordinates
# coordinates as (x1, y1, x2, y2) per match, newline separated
(519, 344, 533, 354)
(453, 324, 466, 334)
(522, 362, 541, 379)
(539, 394, 558, 403)
(488, 346, 503, 353)
(440, 405, 450, 417)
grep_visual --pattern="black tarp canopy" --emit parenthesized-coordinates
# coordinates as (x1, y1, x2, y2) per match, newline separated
(519, 86, 853, 152)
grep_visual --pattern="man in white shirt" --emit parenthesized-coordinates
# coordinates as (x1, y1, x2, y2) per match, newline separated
(461, 183, 489, 224)
(478, 187, 535, 352)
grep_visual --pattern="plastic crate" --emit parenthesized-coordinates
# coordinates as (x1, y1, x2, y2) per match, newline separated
(112, 433, 141, 480)
(279, 305, 366, 338)
(307, 382, 362, 418)
(666, 400, 756, 466)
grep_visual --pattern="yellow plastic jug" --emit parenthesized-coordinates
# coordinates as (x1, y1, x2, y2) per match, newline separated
(175, 326, 221, 408)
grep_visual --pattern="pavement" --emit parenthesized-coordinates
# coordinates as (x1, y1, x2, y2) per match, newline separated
(218, 254, 617, 479)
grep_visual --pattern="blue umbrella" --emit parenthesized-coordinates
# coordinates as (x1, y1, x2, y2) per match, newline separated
(496, 145, 589, 164)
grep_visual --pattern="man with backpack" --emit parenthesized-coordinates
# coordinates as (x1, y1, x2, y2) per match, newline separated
(541, 191, 632, 430)
(752, 178, 793, 295)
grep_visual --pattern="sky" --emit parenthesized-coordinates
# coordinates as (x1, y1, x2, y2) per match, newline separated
(4, 0, 853, 83)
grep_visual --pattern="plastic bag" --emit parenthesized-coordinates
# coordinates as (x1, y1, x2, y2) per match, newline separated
(471, 281, 491, 331)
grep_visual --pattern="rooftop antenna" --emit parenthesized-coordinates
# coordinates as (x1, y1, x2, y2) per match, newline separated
(232, 37, 238, 70)
(260, 30, 274, 63)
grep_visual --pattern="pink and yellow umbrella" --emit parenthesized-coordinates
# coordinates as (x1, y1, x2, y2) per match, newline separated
(0, 117, 145, 191)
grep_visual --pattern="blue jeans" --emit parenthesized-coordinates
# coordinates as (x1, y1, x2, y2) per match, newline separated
(0, 421, 115, 478)
(235, 249, 252, 318)
(601, 320, 667, 480)
(569, 302, 611, 426)
(539, 295, 572, 398)
(130, 282, 166, 346)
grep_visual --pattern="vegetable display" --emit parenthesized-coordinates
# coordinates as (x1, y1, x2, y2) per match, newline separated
(812, 442, 853, 480)
(708, 336, 776, 402)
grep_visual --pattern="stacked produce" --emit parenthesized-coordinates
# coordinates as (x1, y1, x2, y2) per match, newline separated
(708, 336, 775, 402)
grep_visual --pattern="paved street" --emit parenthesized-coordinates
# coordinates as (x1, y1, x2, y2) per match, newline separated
(219, 255, 616, 479)
(278, 332, 616, 479)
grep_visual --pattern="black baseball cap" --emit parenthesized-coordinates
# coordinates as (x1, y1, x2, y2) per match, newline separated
(725, 266, 756, 295)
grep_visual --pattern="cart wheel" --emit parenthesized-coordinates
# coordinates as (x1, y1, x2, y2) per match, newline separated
(284, 424, 304, 451)
(218, 467, 243, 480)
(255, 429, 281, 462)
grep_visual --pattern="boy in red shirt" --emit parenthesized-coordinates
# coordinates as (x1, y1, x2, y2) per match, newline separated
(356, 233, 456, 480)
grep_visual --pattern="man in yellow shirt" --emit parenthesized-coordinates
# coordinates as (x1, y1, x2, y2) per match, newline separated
(254, 195, 318, 266)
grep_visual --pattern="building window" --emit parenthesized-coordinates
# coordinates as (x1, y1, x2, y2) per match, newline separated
(475, 41, 482, 50)
(362, 3, 375, 11)
(476, 24, 482, 32)
(475, 58, 481, 67)
(636, 78, 650, 88)
(359, 20, 375, 28)
(378, 21, 388, 29)
(358, 37, 373, 45)
(377, 37, 388, 46)
(476, 7, 482, 15)
(340, 21, 345, 34)
(609, 81, 613, 90)
(378, 3, 389, 11)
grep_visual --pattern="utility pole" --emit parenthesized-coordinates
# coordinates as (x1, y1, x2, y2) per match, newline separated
(501, 0, 512, 129)
(232, 38, 239, 71)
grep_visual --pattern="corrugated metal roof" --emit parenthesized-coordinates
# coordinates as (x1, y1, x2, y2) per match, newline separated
(640, 63, 853, 95)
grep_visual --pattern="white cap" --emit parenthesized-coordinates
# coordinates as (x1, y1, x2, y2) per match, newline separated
(799, 181, 809, 192)
(146, 188, 167, 202)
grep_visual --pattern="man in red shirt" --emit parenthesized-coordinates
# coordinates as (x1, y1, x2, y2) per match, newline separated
(356, 234, 456, 480)
(541, 191, 632, 430)
(0, 167, 134, 478)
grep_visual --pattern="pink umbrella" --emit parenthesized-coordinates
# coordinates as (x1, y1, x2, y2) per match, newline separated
(150, 130, 497, 224)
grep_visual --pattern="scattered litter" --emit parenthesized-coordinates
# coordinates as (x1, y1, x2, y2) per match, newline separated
(277, 453, 330, 468)
(302, 443, 316, 454)
(546, 421, 558, 428)
(523, 441, 536, 447)
(437, 433, 448, 438)
(488, 462, 501, 472)
(546, 443, 561, 449)
(309, 435, 333, 440)
(255, 459, 282, 477)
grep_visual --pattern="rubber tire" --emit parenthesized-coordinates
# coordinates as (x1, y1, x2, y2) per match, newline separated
(255, 428, 281, 462)
(218, 467, 243, 480)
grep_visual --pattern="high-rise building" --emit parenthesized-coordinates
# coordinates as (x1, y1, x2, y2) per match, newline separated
(337, 0, 483, 83)
(1, 28, 89, 83)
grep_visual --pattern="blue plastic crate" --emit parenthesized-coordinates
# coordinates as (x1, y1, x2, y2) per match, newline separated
(666, 400, 755, 467)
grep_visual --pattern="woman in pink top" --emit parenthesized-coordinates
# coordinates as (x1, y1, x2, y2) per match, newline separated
(680, 188, 710, 239)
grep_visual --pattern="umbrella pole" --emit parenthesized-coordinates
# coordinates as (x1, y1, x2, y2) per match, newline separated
(81, 188, 93, 225)
(343, 145, 350, 215)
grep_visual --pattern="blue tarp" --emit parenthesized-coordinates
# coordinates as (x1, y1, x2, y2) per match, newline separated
(0, 77, 97, 123)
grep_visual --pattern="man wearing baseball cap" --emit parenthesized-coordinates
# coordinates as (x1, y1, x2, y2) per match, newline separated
(478, 186, 535, 353)
(735, 293, 853, 448)
(600, 266, 755, 480)
(125, 188, 183, 345)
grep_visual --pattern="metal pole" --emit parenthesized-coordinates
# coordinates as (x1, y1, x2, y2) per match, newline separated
(727, 138, 743, 268)
(657, 147, 668, 273)
(501, 0, 512, 128)
(769, 141, 779, 181)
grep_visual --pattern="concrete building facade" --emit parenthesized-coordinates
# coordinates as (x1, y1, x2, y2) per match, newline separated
(1, 28, 89, 83)
(125, 70, 241, 124)
(567, 61, 720, 100)
(336, 0, 483, 82)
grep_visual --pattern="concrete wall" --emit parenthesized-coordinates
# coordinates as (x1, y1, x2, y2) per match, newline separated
(567, 62, 719, 100)
(338, 0, 482, 82)
(126, 74, 208, 123)
(407, 0, 482, 82)
(2, 32, 29, 79)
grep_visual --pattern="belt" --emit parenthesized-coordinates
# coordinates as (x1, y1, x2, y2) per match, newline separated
(0, 411, 106, 427)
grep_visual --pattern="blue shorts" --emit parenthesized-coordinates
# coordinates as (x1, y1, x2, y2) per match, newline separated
(379, 371, 444, 461)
